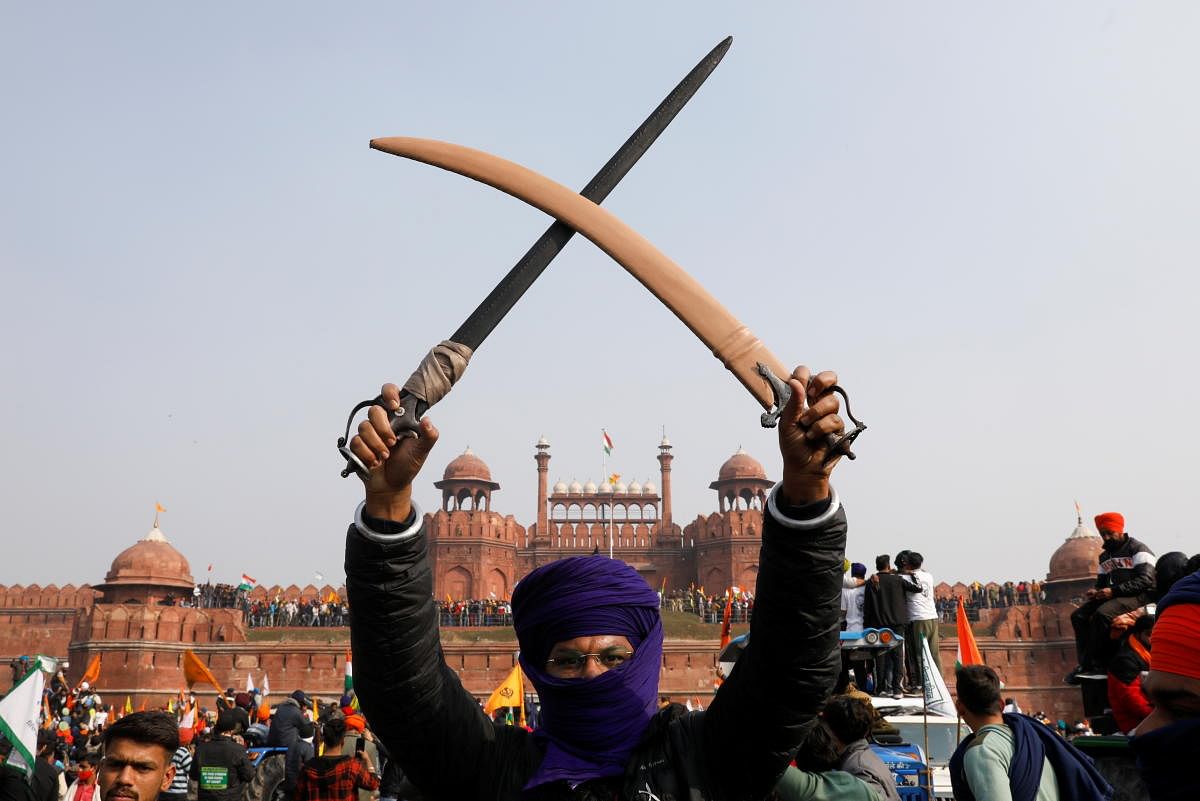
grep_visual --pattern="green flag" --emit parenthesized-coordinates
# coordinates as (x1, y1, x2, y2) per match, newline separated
(0, 666, 45, 778)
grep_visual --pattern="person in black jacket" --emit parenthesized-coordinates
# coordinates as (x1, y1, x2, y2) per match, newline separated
(189, 713, 253, 801)
(863, 555, 908, 699)
(0, 737, 36, 801)
(29, 733, 60, 801)
(343, 366, 851, 801)
(267, 692, 310, 749)
(1067, 511, 1156, 683)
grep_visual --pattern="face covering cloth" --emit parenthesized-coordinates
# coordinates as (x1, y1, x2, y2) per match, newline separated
(512, 555, 663, 790)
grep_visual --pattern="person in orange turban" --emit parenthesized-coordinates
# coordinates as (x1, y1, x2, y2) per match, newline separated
(1066, 512, 1157, 684)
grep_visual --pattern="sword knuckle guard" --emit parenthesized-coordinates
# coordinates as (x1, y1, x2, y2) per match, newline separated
(756, 363, 867, 463)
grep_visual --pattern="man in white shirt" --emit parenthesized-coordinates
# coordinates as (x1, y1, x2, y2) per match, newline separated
(899, 551, 939, 688)
(838, 562, 869, 692)
(842, 563, 866, 632)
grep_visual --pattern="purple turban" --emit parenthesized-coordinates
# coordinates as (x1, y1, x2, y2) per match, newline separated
(512, 555, 663, 790)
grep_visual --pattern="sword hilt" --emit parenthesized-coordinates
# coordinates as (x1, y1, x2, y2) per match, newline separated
(756, 363, 867, 462)
(336, 393, 427, 478)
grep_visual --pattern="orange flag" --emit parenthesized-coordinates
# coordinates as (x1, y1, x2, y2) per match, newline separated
(955, 596, 984, 666)
(719, 594, 733, 649)
(183, 650, 225, 695)
(257, 695, 271, 722)
(78, 654, 101, 687)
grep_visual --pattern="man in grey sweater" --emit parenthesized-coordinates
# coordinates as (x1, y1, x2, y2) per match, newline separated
(821, 696, 900, 801)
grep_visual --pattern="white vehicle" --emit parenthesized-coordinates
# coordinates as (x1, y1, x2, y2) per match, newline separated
(881, 714, 972, 801)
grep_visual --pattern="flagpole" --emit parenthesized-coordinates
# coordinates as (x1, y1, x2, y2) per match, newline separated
(920, 633, 932, 798)
(609, 493, 614, 560)
(602, 429, 613, 559)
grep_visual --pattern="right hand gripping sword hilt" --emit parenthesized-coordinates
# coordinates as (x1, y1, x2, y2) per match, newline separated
(756, 363, 867, 461)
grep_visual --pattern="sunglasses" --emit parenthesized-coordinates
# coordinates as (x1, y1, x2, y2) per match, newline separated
(544, 647, 634, 675)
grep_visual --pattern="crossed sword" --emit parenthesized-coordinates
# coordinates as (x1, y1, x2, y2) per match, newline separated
(338, 37, 865, 478)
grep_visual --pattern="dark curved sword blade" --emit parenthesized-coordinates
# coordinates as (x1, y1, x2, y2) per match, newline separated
(406, 35, 732, 351)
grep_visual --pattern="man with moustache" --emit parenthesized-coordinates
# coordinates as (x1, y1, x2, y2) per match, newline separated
(97, 712, 178, 801)
(1067, 512, 1156, 683)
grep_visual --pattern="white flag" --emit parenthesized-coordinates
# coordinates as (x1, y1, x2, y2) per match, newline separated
(262, 673, 270, 697)
(246, 672, 255, 693)
(178, 701, 195, 731)
(0, 668, 45, 778)
(920, 635, 955, 717)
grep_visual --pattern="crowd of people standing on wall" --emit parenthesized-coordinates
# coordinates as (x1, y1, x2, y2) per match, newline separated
(661, 587, 756, 623)
(434, 598, 513, 627)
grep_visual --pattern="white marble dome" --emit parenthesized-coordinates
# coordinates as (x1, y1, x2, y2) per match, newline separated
(584, 479, 598, 493)
(642, 481, 656, 494)
(553, 479, 567, 494)
(628, 480, 642, 494)
(569, 479, 583, 494)
(615, 481, 627, 493)
(597, 482, 613, 494)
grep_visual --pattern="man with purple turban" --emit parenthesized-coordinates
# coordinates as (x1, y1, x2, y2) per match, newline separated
(344, 366, 852, 800)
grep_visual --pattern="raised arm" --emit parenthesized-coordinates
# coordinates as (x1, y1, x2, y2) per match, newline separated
(704, 367, 849, 800)
(344, 386, 532, 800)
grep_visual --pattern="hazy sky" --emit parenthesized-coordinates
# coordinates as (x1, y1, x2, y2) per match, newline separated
(3, 3, 1197, 589)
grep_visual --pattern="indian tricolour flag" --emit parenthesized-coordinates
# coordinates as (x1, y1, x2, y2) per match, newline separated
(602, 430, 614, 456)
(239, 573, 257, 591)
(955, 596, 984, 667)
(0, 666, 45, 778)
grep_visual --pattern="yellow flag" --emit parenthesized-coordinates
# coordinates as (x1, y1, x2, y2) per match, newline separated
(124, 696, 133, 714)
(483, 664, 524, 723)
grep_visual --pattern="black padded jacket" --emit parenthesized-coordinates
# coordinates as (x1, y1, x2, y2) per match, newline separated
(1095, 536, 1156, 599)
(345, 495, 847, 801)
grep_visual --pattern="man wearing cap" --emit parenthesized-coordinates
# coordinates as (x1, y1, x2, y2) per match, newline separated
(1066, 512, 1156, 683)
(344, 366, 849, 800)
(837, 563, 870, 693)
(267, 691, 310, 749)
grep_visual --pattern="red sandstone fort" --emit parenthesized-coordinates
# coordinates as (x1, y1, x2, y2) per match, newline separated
(0, 439, 1102, 719)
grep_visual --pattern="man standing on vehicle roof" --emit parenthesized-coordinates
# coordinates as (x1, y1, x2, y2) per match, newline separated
(899, 551, 939, 686)
(864, 555, 907, 700)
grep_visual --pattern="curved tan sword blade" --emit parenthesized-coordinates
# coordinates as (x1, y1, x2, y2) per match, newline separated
(370, 136, 786, 411)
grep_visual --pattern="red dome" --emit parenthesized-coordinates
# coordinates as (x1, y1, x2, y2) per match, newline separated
(442, 448, 492, 482)
(103, 528, 195, 591)
(717, 448, 767, 482)
(1047, 527, 1102, 582)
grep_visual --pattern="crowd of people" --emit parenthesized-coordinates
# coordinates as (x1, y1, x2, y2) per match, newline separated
(834, 549, 944, 700)
(661, 588, 756, 623)
(433, 598, 513, 627)
(0, 666, 413, 801)
(3, 402, 1197, 801)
